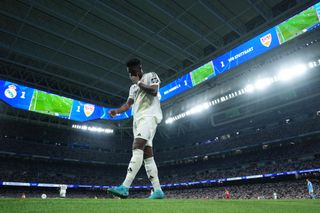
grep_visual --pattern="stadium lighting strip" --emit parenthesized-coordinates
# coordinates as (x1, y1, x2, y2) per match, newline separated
(165, 59, 320, 124)
(71, 124, 114, 134)
(1, 168, 319, 189)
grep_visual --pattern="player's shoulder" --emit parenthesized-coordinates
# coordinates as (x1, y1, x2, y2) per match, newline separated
(145, 72, 159, 78)
(129, 84, 139, 90)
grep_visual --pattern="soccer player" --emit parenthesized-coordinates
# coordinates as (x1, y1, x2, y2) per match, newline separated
(107, 58, 164, 199)
(21, 193, 26, 199)
(273, 192, 278, 200)
(225, 189, 230, 200)
(306, 179, 315, 199)
(59, 184, 67, 198)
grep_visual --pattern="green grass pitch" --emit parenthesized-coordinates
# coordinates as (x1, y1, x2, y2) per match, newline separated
(29, 90, 73, 117)
(190, 62, 215, 86)
(0, 199, 319, 213)
(276, 6, 319, 44)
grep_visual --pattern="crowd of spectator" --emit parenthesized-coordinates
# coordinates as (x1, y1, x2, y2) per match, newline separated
(0, 113, 319, 165)
(163, 180, 319, 199)
(156, 116, 320, 162)
(0, 138, 319, 187)
(1, 179, 318, 199)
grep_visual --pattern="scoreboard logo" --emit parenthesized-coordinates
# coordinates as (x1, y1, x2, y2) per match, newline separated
(4, 85, 17, 99)
(260, 33, 272, 47)
(84, 104, 95, 117)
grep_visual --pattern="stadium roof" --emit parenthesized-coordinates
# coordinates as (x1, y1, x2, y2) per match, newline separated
(0, 0, 317, 106)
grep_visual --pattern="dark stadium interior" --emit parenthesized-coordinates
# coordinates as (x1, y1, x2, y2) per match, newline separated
(1, 0, 320, 200)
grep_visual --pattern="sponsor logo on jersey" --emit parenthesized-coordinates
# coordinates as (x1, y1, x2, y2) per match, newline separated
(260, 33, 272, 47)
(4, 85, 17, 99)
(84, 104, 95, 117)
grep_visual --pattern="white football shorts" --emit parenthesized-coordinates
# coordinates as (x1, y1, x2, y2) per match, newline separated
(133, 116, 158, 147)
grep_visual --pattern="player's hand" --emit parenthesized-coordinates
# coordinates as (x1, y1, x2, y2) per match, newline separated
(108, 109, 118, 118)
(130, 75, 139, 84)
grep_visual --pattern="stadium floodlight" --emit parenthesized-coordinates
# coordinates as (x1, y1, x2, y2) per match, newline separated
(278, 64, 307, 81)
(189, 102, 210, 114)
(254, 78, 273, 90)
(189, 106, 201, 114)
(308, 61, 315, 68)
(164, 62, 311, 125)
(291, 64, 307, 76)
(203, 102, 210, 109)
(277, 69, 293, 81)
(72, 124, 113, 134)
(104, 129, 114, 134)
(165, 117, 174, 124)
(244, 84, 255, 93)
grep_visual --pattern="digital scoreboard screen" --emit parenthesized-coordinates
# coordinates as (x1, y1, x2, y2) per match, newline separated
(213, 27, 280, 75)
(0, 80, 132, 122)
(159, 73, 193, 102)
(1, 2, 319, 122)
(160, 2, 320, 102)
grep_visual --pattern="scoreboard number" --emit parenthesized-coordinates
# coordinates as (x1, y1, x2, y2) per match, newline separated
(20, 91, 26, 99)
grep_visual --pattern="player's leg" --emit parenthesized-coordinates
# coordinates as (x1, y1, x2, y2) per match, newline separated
(122, 138, 147, 188)
(311, 192, 315, 199)
(144, 146, 161, 190)
(143, 117, 164, 199)
(108, 118, 148, 198)
(144, 146, 164, 199)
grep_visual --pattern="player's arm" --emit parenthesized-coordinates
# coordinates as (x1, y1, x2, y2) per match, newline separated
(108, 98, 134, 118)
(137, 82, 158, 96)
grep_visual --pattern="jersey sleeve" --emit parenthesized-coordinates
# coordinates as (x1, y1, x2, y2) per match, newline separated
(128, 85, 136, 100)
(148, 72, 160, 86)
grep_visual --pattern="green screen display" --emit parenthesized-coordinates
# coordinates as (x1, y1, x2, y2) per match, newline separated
(276, 6, 319, 44)
(190, 61, 215, 86)
(29, 90, 73, 117)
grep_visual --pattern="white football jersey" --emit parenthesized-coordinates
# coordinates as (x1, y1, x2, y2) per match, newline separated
(128, 72, 163, 123)
(60, 185, 67, 191)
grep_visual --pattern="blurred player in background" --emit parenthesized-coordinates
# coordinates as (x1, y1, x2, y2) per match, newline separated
(59, 184, 67, 198)
(225, 189, 230, 200)
(273, 192, 278, 200)
(107, 58, 164, 199)
(306, 179, 315, 199)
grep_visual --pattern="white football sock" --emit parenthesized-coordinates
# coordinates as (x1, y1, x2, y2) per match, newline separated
(122, 149, 144, 188)
(144, 157, 161, 190)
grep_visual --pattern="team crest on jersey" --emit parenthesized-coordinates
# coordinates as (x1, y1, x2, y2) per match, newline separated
(84, 104, 95, 117)
(4, 85, 17, 99)
(260, 33, 272, 47)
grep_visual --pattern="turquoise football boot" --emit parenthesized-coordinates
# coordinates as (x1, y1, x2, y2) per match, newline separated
(148, 189, 165, 199)
(107, 185, 129, 198)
